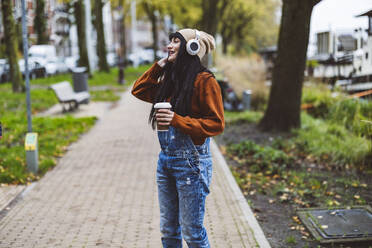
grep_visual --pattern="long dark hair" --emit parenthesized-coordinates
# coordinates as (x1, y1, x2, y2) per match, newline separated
(148, 32, 213, 130)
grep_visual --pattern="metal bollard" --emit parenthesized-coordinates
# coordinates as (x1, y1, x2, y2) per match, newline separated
(242, 90, 252, 110)
(25, 132, 38, 174)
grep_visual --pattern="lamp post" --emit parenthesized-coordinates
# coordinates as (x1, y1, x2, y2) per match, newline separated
(21, 0, 31, 132)
(131, 0, 138, 67)
(21, 0, 38, 174)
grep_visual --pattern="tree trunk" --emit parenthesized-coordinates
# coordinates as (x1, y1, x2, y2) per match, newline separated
(222, 40, 228, 54)
(200, 0, 219, 67)
(1, 0, 24, 92)
(150, 13, 158, 61)
(201, 0, 219, 36)
(74, 0, 90, 73)
(34, 0, 48, 44)
(118, 12, 127, 85)
(259, 0, 321, 131)
(142, 2, 158, 61)
(95, 0, 109, 72)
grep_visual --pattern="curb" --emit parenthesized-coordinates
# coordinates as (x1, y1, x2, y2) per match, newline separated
(0, 183, 36, 222)
(211, 139, 272, 248)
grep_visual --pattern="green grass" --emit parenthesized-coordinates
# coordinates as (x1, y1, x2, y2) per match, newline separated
(295, 113, 371, 166)
(224, 108, 371, 167)
(0, 115, 96, 184)
(285, 235, 297, 245)
(90, 90, 120, 102)
(225, 110, 371, 209)
(0, 65, 150, 184)
(30, 73, 71, 86)
(224, 110, 262, 125)
(88, 65, 150, 87)
(302, 83, 372, 138)
(0, 86, 58, 116)
(28, 66, 148, 87)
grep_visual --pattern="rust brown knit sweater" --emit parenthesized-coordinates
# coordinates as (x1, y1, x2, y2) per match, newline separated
(131, 63, 225, 145)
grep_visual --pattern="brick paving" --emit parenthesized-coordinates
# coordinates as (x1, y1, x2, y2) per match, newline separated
(0, 91, 265, 248)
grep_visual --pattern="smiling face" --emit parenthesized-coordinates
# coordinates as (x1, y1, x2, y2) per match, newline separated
(167, 37, 181, 63)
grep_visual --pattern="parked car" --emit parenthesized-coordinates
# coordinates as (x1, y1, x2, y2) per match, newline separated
(127, 52, 142, 67)
(65, 56, 79, 72)
(55, 57, 69, 74)
(0, 59, 9, 83)
(106, 52, 118, 67)
(18, 58, 46, 79)
(30, 59, 47, 78)
(156, 50, 168, 60)
(28, 45, 57, 60)
(127, 48, 168, 66)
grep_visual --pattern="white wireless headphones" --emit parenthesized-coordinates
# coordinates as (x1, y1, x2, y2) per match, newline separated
(186, 29, 201, 56)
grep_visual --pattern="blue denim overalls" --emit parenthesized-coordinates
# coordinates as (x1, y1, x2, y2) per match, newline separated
(157, 126, 212, 248)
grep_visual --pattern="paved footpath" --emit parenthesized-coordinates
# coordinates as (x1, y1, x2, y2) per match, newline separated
(0, 90, 270, 248)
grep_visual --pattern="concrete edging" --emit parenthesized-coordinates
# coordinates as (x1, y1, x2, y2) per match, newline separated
(211, 139, 272, 248)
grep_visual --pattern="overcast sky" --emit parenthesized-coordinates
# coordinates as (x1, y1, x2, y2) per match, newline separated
(308, 0, 372, 55)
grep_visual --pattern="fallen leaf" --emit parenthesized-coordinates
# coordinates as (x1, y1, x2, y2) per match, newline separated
(321, 225, 328, 229)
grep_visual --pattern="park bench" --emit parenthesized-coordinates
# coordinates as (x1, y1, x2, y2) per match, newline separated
(49, 81, 90, 112)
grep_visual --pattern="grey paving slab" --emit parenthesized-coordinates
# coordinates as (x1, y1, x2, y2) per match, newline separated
(0, 90, 268, 248)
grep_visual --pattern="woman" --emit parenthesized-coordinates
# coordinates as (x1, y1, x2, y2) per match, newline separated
(131, 28, 224, 248)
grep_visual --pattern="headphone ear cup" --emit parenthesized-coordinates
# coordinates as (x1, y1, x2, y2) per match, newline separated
(186, 39, 200, 55)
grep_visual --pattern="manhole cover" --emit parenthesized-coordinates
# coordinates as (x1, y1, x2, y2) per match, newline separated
(297, 206, 372, 243)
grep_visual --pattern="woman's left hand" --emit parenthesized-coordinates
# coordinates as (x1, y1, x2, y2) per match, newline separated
(156, 109, 174, 126)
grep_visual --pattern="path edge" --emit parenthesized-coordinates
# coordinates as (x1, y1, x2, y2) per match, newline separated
(211, 139, 272, 248)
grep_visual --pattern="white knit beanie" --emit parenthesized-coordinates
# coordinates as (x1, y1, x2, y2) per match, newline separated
(177, 28, 215, 60)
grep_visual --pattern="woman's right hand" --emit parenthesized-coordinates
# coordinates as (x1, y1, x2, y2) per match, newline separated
(157, 57, 168, 68)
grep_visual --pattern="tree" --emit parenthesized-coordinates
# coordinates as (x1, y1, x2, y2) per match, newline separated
(200, 0, 219, 37)
(1, 0, 24, 92)
(110, 0, 131, 84)
(141, 1, 159, 61)
(259, 0, 322, 131)
(165, 0, 200, 29)
(74, 0, 90, 73)
(219, 0, 254, 54)
(34, 0, 49, 44)
(94, 0, 109, 72)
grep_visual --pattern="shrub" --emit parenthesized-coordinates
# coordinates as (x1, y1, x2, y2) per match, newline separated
(227, 140, 292, 174)
(329, 98, 372, 138)
(295, 113, 371, 167)
(301, 84, 341, 118)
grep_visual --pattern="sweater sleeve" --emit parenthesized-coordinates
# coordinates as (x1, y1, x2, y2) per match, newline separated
(131, 62, 163, 103)
(170, 75, 225, 138)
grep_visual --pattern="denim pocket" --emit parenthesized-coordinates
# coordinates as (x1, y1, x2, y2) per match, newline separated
(186, 156, 200, 174)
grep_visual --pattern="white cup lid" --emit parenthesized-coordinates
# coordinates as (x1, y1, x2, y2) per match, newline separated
(154, 102, 172, 109)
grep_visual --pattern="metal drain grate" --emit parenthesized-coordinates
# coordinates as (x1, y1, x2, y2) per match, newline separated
(297, 206, 372, 243)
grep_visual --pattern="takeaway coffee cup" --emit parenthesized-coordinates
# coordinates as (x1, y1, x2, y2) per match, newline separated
(154, 102, 172, 131)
